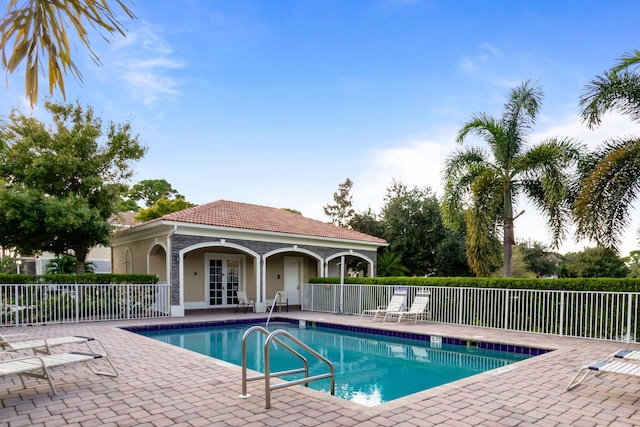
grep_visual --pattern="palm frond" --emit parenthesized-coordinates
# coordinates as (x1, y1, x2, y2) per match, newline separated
(456, 114, 510, 162)
(464, 170, 503, 276)
(575, 137, 640, 249)
(516, 138, 583, 247)
(611, 49, 640, 74)
(441, 147, 493, 229)
(579, 71, 640, 129)
(502, 80, 543, 158)
(0, 0, 135, 107)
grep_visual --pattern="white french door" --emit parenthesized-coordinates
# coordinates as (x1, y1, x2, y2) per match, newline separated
(206, 255, 243, 307)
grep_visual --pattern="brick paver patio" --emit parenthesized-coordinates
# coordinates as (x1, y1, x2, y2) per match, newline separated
(1, 310, 640, 426)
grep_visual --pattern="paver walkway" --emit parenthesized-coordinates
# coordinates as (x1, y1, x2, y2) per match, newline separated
(1, 310, 640, 426)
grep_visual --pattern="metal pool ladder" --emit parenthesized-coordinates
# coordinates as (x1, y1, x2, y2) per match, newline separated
(265, 291, 284, 327)
(239, 325, 335, 409)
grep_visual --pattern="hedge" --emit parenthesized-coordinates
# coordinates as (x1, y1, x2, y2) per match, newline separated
(0, 273, 159, 284)
(309, 276, 640, 292)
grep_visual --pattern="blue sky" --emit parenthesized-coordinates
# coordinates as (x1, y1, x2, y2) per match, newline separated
(3, 0, 640, 255)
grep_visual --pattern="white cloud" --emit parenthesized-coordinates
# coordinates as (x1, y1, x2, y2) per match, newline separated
(534, 112, 639, 149)
(458, 43, 502, 74)
(98, 21, 185, 105)
(459, 57, 475, 72)
(347, 136, 456, 218)
(478, 43, 502, 58)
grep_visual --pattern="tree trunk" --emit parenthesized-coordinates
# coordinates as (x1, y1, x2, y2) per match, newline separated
(503, 218, 513, 277)
(74, 248, 88, 275)
(503, 186, 514, 277)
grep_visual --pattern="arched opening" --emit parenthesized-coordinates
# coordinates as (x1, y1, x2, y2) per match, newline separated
(148, 244, 167, 283)
(326, 252, 375, 278)
(179, 242, 259, 310)
(263, 247, 323, 307)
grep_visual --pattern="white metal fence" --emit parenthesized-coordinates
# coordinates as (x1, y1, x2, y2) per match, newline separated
(302, 284, 640, 343)
(0, 283, 172, 326)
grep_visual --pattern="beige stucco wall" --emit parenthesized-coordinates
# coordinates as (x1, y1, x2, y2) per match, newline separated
(183, 249, 205, 303)
(243, 257, 257, 300)
(304, 257, 319, 282)
(111, 235, 168, 276)
(265, 255, 285, 300)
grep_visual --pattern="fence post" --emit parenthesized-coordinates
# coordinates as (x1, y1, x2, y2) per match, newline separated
(559, 291, 565, 337)
(13, 285, 19, 326)
(75, 285, 80, 323)
(127, 285, 131, 319)
(504, 289, 510, 330)
(458, 287, 463, 325)
(626, 293, 633, 344)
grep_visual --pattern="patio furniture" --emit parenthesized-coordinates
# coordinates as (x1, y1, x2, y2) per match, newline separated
(0, 333, 109, 355)
(0, 351, 118, 395)
(360, 289, 407, 322)
(608, 349, 640, 361)
(235, 291, 255, 313)
(383, 290, 430, 324)
(567, 358, 640, 390)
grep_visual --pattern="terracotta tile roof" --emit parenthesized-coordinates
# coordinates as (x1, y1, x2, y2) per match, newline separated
(110, 211, 137, 228)
(145, 200, 386, 244)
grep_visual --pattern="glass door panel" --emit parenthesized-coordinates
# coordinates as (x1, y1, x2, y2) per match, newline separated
(209, 259, 223, 306)
(226, 259, 240, 305)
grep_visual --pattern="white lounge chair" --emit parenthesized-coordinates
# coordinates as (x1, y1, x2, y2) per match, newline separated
(360, 289, 407, 322)
(0, 351, 118, 395)
(567, 358, 640, 390)
(608, 349, 640, 362)
(383, 290, 430, 324)
(0, 333, 109, 355)
(235, 291, 255, 313)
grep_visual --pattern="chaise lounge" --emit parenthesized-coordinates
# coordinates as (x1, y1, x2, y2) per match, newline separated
(360, 289, 407, 322)
(0, 351, 118, 395)
(0, 333, 109, 355)
(383, 290, 430, 324)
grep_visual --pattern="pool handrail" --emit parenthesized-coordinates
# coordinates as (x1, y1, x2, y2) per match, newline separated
(265, 292, 285, 327)
(239, 325, 335, 409)
(240, 325, 309, 399)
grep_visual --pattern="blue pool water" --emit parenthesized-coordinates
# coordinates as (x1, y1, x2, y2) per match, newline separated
(133, 320, 543, 406)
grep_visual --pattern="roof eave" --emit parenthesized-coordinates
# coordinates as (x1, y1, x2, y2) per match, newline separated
(114, 219, 387, 248)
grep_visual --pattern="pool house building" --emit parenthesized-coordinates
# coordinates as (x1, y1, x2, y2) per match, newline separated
(109, 200, 387, 316)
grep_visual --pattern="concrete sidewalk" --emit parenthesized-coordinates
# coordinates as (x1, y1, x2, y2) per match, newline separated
(1, 310, 639, 426)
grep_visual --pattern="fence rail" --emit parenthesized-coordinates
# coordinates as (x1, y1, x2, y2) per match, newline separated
(0, 283, 172, 326)
(301, 284, 640, 343)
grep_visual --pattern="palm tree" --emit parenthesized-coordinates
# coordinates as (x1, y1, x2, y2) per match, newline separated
(575, 50, 640, 250)
(45, 254, 96, 274)
(0, 0, 135, 107)
(376, 252, 410, 277)
(441, 80, 583, 277)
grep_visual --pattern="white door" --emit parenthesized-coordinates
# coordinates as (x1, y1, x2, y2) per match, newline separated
(283, 257, 302, 305)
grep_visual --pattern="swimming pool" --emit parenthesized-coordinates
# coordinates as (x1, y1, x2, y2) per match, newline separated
(131, 319, 546, 406)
